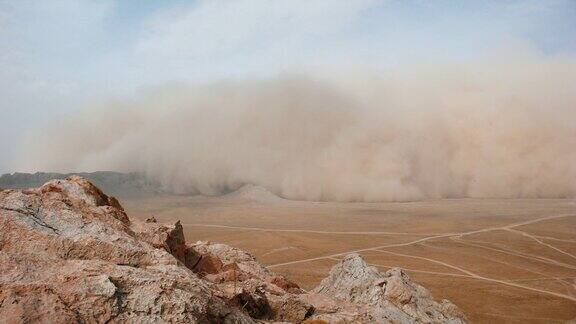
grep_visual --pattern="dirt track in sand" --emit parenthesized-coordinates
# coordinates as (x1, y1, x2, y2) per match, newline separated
(123, 196, 576, 323)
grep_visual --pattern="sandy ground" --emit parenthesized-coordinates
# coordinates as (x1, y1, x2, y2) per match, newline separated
(122, 195, 576, 323)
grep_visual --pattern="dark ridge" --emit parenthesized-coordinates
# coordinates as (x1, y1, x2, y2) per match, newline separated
(0, 171, 165, 198)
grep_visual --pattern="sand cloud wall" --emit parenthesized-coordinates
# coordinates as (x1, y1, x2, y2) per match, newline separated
(16, 55, 576, 201)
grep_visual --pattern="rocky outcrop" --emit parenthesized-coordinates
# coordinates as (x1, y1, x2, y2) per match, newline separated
(0, 176, 251, 323)
(312, 254, 466, 323)
(0, 176, 466, 323)
(191, 241, 312, 322)
(133, 220, 201, 270)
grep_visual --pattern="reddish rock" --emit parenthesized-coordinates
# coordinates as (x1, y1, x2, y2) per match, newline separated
(133, 220, 201, 270)
(302, 320, 329, 324)
(0, 176, 253, 323)
(226, 282, 272, 320)
(268, 275, 302, 294)
(205, 268, 250, 284)
(107, 196, 124, 212)
(191, 241, 305, 294)
(268, 294, 314, 322)
(145, 216, 157, 223)
(193, 253, 224, 275)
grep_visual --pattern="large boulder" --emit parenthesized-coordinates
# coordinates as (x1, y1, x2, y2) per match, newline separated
(191, 241, 312, 321)
(133, 220, 201, 270)
(0, 176, 252, 323)
(192, 241, 303, 292)
(312, 253, 466, 323)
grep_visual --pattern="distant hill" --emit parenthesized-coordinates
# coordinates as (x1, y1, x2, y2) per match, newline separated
(0, 171, 164, 198)
(223, 184, 286, 203)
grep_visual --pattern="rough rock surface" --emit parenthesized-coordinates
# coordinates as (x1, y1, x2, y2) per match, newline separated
(312, 254, 466, 323)
(0, 177, 466, 323)
(0, 176, 251, 323)
(133, 220, 201, 270)
(192, 241, 312, 322)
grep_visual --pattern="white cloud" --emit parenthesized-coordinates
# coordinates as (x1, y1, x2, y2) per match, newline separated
(138, 0, 375, 56)
(131, 0, 378, 81)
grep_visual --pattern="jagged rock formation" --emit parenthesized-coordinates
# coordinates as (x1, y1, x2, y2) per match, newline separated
(191, 241, 312, 322)
(0, 176, 251, 323)
(0, 176, 466, 323)
(312, 254, 466, 323)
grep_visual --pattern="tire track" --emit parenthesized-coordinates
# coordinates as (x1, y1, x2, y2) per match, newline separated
(265, 213, 576, 301)
(506, 228, 576, 261)
(267, 213, 576, 269)
(182, 223, 451, 236)
(452, 237, 576, 270)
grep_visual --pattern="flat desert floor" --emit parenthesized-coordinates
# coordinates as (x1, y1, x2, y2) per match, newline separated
(123, 195, 576, 323)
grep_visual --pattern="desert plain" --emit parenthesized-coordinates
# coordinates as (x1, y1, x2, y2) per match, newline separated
(122, 192, 576, 323)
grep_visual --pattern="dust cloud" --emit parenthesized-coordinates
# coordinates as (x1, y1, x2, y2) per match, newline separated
(15, 54, 576, 201)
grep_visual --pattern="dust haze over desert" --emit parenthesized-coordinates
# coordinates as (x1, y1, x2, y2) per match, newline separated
(15, 54, 576, 201)
(2, 1, 576, 323)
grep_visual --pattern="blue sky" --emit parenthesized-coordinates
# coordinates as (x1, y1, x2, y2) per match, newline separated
(0, 0, 575, 173)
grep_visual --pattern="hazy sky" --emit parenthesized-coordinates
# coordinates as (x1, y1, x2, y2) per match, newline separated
(1, 0, 575, 174)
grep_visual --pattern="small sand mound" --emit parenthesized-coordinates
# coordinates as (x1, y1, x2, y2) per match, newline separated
(224, 184, 285, 203)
